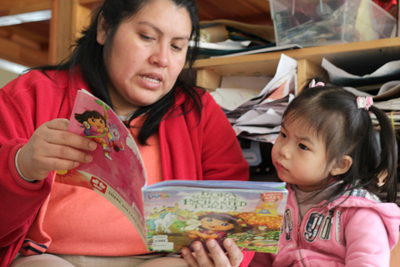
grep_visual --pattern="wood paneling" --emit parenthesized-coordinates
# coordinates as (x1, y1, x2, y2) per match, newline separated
(0, 0, 273, 67)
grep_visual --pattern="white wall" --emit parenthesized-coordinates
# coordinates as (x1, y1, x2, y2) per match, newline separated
(0, 68, 19, 88)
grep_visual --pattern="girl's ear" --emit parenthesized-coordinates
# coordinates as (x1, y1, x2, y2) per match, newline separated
(97, 12, 108, 45)
(330, 156, 353, 176)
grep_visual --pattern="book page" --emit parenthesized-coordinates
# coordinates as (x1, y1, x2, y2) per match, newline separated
(59, 89, 148, 244)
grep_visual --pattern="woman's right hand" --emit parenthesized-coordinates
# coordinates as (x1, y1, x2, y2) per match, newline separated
(182, 238, 243, 267)
(17, 118, 97, 181)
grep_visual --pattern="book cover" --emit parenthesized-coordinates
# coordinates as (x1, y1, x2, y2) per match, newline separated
(61, 89, 288, 253)
(60, 89, 148, 244)
(142, 180, 288, 253)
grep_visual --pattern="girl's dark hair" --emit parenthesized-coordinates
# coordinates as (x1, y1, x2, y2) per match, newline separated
(35, 0, 202, 145)
(75, 110, 105, 123)
(283, 85, 398, 203)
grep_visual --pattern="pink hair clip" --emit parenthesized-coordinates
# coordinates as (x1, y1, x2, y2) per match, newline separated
(309, 79, 325, 88)
(356, 96, 373, 110)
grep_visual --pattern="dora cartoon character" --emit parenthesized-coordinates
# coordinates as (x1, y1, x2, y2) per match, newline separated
(74, 110, 113, 160)
(185, 213, 243, 252)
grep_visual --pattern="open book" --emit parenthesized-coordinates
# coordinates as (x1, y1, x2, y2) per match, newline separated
(61, 89, 288, 253)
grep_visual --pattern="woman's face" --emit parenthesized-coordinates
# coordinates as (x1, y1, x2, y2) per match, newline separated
(97, 0, 192, 116)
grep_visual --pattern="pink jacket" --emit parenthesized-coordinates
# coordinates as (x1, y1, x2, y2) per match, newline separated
(251, 185, 400, 267)
(0, 69, 253, 267)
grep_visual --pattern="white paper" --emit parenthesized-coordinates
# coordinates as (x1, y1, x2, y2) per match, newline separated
(210, 88, 262, 111)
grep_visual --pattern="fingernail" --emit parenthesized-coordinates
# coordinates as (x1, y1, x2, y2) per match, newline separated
(86, 155, 93, 162)
(181, 249, 187, 256)
(193, 243, 201, 252)
(208, 239, 216, 248)
(89, 142, 97, 149)
(74, 162, 79, 167)
(225, 238, 232, 247)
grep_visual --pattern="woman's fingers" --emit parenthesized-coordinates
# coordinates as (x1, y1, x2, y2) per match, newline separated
(42, 119, 97, 151)
(191, 241, 215, 267)
(182, 239, 243, 267)
(17, 118, 97, 181)
(181, 247, 199, 267)
(223, 239, 243, 267)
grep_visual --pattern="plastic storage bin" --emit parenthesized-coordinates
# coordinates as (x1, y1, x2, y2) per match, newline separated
(270, 0, 397, 47)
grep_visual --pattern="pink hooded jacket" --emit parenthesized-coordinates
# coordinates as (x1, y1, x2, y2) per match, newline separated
(251, 184, 400, 267)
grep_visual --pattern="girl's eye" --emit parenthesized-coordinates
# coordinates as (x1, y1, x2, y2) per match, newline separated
(205, 218, 212, 222)
(299, 143, 309, 150)
(220, 222, 229, 226)
(100, 120, 104, 124)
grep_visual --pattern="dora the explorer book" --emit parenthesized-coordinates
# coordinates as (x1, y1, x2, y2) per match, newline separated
(142, 180, 288, 254)
(61, 89, 148, 244)
(62, 89, 288, 254)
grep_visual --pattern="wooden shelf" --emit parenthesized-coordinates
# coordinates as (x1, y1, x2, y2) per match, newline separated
(193, 37, 400, 91)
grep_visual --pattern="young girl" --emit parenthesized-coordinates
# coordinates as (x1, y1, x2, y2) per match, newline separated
(250, 84, 400, 266)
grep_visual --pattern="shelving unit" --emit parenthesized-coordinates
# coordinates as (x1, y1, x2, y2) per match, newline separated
(194, 37, 400, 91)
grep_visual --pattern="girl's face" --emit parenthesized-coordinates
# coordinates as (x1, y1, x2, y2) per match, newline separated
(271, 118, 334, 192)
(88, 117, 106, 129)
(201, 217, 235, 232)
(97, 0, 192, 116)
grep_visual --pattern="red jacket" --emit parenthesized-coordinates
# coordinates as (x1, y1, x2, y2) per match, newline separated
(0, 69, 252, 266)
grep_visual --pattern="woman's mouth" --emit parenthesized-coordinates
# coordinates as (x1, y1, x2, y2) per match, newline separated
(140, 75, 161, 84)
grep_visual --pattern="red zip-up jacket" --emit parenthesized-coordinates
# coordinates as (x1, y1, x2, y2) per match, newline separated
(0, 69, 253, 266)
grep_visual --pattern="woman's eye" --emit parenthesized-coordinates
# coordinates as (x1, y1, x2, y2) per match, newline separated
(299, 143, 309, 150)
(280, 132, 287, 138)
(140, 34, 153, 41)
(171, 45, 182, 51)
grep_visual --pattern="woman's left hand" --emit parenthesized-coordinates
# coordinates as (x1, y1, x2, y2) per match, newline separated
(182, 238, 243, 267)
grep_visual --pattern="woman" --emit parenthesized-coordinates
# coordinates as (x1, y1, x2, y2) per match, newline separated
(0, 0, 251, 266)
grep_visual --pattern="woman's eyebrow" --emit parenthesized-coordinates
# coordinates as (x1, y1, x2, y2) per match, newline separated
(138, 21, 190, 40)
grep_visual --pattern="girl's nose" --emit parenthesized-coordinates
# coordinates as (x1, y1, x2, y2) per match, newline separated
(150, 45, 169, 68)
(278, 144, 290, 159)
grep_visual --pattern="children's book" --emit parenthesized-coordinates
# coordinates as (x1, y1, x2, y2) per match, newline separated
(62, 89, 288, 253)
(143, 180, 288, 253)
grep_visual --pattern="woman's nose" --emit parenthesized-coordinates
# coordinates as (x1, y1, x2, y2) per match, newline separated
(150, 45, 169, 68)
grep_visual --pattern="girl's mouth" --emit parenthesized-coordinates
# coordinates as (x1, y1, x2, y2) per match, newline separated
(274, 161, 288, 172)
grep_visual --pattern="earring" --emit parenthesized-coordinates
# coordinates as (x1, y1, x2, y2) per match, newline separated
(377, 177, 386, 187)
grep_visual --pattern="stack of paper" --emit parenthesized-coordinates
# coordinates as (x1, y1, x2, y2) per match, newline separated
(210, 54, 298, 143)
(322, 58, 400, 126)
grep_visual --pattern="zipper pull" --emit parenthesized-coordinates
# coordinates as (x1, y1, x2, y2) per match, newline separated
(297, 223, 301, 248)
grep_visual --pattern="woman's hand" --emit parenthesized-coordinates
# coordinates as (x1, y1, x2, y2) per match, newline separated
(182, 238, 243, 267)
(17, 118, 97, 181)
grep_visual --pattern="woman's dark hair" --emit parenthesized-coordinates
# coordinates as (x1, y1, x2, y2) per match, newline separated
(35, 0, 202, 145)
(283, 85, 398, 203)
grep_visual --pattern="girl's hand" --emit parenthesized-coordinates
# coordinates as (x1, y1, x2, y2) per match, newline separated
(17, 118, 97, 181)
(182, 238, 243, 267)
